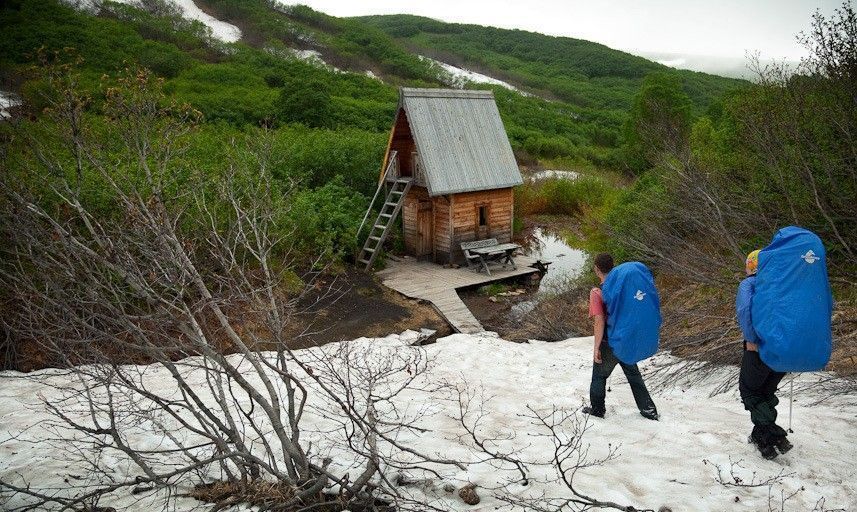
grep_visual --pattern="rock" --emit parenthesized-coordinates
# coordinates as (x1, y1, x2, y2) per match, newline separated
(442, 483, 456, 493)
(658, 507, 673, 512)
(458, 483, 480, 505)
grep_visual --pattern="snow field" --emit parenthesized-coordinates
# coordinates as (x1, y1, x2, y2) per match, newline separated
(1, 332, 855, 511)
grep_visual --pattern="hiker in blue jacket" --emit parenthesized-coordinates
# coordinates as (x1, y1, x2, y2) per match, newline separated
(737, 250, 792, 459)
(582, 253, 658, 421)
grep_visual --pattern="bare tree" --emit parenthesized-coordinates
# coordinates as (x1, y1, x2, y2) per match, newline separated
(0, 59, 460, 511)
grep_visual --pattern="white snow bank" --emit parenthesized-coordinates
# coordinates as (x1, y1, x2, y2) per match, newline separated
(528, 169, 581, 181)
(169, 0, 241, 42)
(0, 91, 22, 119)
(421, 56, 524, 93)
(1, 333, 855, 511)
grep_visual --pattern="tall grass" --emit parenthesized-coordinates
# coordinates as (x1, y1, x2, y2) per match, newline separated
(515, 175, 613, 217)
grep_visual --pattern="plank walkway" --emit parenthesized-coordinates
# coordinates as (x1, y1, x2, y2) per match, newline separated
(376, 256, 541, 334)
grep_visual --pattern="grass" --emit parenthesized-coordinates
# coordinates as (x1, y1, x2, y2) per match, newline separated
(515, 175, 615, 217)
(479, 283, 511, 297)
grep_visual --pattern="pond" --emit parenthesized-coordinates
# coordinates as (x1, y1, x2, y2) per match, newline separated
(511, 227, 589, 320)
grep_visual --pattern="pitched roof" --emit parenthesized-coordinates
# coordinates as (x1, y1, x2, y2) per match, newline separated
(398, 88, 522, 196)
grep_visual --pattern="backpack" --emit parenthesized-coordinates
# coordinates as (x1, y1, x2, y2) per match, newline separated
(752, 226, 833, 372)
(601, 262, 662, 364)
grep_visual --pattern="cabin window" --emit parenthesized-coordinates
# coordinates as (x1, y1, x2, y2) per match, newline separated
(478, 205, 488, 227)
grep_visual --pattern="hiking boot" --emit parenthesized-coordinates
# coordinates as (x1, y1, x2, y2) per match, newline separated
(640, 409, 659, 421)
(582, 406, 604, 418)
(774, 436, 793, 454)
(748, 433, 778, 460)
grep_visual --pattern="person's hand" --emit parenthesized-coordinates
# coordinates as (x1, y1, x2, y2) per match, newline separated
(593, 346, 602, 364)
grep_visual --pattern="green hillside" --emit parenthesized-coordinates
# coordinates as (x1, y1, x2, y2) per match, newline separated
(356, 14, 745, 112)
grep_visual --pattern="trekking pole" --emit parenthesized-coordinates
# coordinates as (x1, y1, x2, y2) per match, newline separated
(788, 375, 794, 433)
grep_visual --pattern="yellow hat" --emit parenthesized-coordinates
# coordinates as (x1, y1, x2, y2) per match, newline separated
(746, 249, 761, 275)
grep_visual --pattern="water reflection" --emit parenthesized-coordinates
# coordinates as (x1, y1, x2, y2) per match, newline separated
(511, 227, 588, 320)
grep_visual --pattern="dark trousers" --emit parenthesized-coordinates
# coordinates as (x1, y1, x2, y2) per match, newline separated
(590, 343, 657, 416)
(739, 349, 787, 445)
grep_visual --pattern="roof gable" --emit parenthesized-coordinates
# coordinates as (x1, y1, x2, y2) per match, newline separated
(398, 88, 522, 196)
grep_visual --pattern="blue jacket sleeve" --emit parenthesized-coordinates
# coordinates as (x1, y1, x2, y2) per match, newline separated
(736, 277, 760, 343)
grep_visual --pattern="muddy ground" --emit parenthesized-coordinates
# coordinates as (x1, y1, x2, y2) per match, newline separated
(292, 270, 452, 348)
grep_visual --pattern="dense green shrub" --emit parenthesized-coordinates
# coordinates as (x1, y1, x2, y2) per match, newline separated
(167, 63, 278, 125)
(276, 77, 333, 128)
(285, 178, 368, 261)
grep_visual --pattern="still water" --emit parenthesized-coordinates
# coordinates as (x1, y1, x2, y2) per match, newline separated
(511, 228, 589, 320)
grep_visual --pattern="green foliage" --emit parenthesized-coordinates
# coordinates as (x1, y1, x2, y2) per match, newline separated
(359, 14, 744, 112)
(621, 72, 693, 174)
(269, 126, 386, 196)
(601, 4, 857, 281)
(276, 77, 332, 128)
(167, 63, 278, 125)
(516, 176, 613, 217)
(285, 178, 368, 261)
(0, 0, 205, 76)
(2, 0, 762, 273)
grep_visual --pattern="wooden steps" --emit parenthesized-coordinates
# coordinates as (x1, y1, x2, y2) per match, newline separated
(357, 177, 413, 270)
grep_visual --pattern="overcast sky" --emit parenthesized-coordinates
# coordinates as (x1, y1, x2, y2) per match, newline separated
(282, 0, 840, 61)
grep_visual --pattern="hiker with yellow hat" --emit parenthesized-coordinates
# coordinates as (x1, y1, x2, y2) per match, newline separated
(736, 249, 791, 460)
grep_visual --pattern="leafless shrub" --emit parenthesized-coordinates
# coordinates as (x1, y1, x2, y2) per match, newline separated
(705, 457, 845, 512)
(450, 385, 650, 512)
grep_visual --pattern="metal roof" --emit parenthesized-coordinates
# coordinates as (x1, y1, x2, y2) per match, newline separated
(398, 88, 522, 196)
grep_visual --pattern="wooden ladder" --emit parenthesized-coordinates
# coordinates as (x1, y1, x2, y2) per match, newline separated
(357, 177, 412, 270)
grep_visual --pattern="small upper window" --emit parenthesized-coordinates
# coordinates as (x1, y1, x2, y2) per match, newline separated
(478, 205, 488, 227)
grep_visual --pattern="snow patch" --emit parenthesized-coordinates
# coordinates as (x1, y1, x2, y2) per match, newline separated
(168, 0, 241, 42)
(528, 169, 581, 181)
(80, 0, 241, 43)
(0, 91, 22, 119)
(1, 332, 855, 510)
(421, 56, 525, 93)
(288, 48, 343, 72)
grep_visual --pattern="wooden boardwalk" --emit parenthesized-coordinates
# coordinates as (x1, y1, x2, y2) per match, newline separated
(376, 256, 541, 334)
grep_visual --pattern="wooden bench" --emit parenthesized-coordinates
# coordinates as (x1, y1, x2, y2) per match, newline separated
(460, 238, 520, 275)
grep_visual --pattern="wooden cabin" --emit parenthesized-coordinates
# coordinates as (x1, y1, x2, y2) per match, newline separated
(375, 88, 523, 265)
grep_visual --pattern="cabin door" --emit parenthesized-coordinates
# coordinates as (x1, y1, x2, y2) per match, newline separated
(416, 200, 433, 258)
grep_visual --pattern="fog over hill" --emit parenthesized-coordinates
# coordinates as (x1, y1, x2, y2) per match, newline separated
(639, 52, 802, 79)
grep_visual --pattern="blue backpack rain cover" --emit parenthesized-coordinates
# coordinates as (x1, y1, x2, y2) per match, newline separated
(602, 262, 662, 365)
(753, 226, 832, 372)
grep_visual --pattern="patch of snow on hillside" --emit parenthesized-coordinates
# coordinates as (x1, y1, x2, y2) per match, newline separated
(293, 48, 324, 63)
(1, 332, 855, 511)
(99, 0, 240, 42)
(421, 56, 523, 92)
(169, 0, 241, 42)
(289, 49, 343, 72)
(0, 91, 22, 119)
